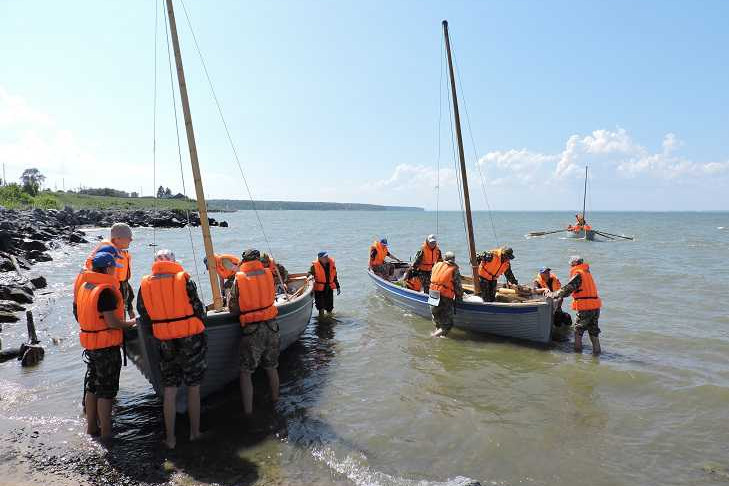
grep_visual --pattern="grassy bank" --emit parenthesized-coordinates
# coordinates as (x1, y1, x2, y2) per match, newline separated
(0, 187, 196, 211)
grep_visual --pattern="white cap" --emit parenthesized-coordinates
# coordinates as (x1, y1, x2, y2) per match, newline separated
(426, 234, 437, 243)
(154, 249, 176, 262)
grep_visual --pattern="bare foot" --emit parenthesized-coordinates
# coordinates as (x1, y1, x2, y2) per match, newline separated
(431, 329, 444, 338)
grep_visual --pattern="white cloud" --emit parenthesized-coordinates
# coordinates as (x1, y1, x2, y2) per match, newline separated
(365, 163, 457, 192)
(478, 149, 557, 185)
(0, 86, 52, 127)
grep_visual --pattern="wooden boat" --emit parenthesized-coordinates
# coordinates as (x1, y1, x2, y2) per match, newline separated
(126, 276, 313, 412)
(367, 21, 554, 344)
(567, 227, 597, 241)
(125, 0, 313, 412)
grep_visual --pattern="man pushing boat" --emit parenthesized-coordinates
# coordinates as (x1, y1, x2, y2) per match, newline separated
(428, 251, 463, 338)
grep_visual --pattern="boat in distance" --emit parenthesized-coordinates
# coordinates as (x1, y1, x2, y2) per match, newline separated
(126, 275, 314, 412)
(368, 266, 554, 344)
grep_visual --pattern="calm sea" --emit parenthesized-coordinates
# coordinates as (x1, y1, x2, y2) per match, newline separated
(1, 210, 728, 486)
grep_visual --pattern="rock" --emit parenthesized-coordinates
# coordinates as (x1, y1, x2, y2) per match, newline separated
(68, 232, 87, 243)
(0, 285, 33, 304)
(0, 300, 25, 313)
(30, 276, 47, 290)
(219, 221, 229, 228)
(27, 250, 52, 262)
(0, 311, 19, 323)
(21, 240, 48, 252)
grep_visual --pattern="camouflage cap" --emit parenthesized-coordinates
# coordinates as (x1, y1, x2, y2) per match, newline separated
(242, 249, 260, 261)
(443, 251, 455, 262)
(503, 247, 515, 259)
(569, 255, 583, 266)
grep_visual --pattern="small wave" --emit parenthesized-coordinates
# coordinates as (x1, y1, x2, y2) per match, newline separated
(312, 444, 481, 486)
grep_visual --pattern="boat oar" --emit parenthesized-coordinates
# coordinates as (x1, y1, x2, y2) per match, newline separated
(527, 229, 569, 237)
(594, 230, 633, 240)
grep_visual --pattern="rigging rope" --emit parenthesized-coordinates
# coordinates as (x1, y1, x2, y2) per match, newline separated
(151, 0, 159, 250)
(178, 0, 286, 291)
(451, 46, 500, 246)
(162, 0, 206, 303)
(435, 32, 445, 236)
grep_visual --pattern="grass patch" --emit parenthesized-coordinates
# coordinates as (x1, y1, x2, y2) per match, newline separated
(0, 188, 197, 211)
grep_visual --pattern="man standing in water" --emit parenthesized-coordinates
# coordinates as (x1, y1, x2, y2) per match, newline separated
(411, 234, 442, 293)
(428, 251, 463, 338)
(73, 252, 137, 440)
(85, 223, 136, 318)
(547, 255, 602, 354)
(137, 250, 207, 449)
(309, 251, 341, 317)
(229, 249, 280, 415)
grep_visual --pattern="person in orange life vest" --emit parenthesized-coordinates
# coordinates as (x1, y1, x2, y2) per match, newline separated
(203, 253, 240, 298)
(533, 266, 572, 329)
(308, 251, 341, 317)
(476, 247, 518, 302)
(403, 266, 422, 292)
(228, 249, 280, 415)
(137, 249, 207, 450)
(429, 251, 463, 338)
(547, 255, 602, 354)
(369, 238, 401, 277)
(85, 223, 136, 318)
(411, 234, 443, 293)
(73, 251, 137, 440)
(74, 244, 121, 297)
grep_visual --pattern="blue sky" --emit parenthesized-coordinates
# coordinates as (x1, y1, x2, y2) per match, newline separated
(1, 0, 728, 210)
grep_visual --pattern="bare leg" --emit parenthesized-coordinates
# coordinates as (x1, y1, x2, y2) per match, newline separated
(97, 398, 113, 440)
(574, 330, 583, 352)
(265, 368, 279, 403)
(163, 387, 177, 449)
(187, 385, 201, 441)
(589, 335, 601, 355)
(240, 372, 253, 415)
(85, 392, 99, 436)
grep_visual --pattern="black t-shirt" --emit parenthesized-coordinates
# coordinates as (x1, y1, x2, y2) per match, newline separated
(97, 289, 118, 313)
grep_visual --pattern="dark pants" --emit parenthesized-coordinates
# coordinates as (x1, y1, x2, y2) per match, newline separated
(431, 297, 455, 335)
(314, 287, 334, 312)
(479, 278, 498, 302)
(417, 271, 432, 294)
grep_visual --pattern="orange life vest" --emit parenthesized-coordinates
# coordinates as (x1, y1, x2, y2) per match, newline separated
(139, 260, 205, 341)
(369, 241, 388, 267)
(569, 263, 602, 311)
(478, 249, 510, 281)
(85, 240, 131, 282)
(74, 270, 124, 350)
(235, 260, 278, 325)
(535, 273, 561, 291)
(214, 253, 240, 280)
(430, 261, 456, 299)
(415, 242, 441, 272)
(583, 224, 592, 231)
(312, 258, 337, 291)
(406, 276, 422, 292)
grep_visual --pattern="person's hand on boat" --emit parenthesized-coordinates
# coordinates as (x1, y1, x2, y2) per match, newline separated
(337, 288, 341, 295)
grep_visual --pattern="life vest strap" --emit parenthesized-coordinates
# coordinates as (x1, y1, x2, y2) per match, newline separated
(241, 304, 275, 315)
(244, 270, 265, 277)
(81, 328, 113, 334)
(574, 296, 599, 300)
(151, 314, 197, 324)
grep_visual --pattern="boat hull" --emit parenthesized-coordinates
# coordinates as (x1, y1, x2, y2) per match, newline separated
(368, 270, 553, 343)
(568, 229, 596, 241)
(125, 279, 314, 411)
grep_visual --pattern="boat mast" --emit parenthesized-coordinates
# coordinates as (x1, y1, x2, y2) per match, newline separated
(164, 0, 223, 310)
(582, 165, 588, 222)
(442, 20, 479, 294)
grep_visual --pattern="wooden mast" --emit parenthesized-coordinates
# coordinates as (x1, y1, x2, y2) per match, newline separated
(165, 0, 223, 310)
(442, 20, 480, 294)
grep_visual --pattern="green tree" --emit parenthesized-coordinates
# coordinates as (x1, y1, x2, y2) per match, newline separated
(20, 168, 45, 196)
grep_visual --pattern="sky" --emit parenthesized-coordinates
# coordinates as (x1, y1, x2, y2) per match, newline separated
(1, 0, 728, 211)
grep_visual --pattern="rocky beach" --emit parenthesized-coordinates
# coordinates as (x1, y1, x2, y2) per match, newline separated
(0, 206, 227, 328)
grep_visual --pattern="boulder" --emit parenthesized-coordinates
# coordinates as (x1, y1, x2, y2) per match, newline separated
(30, 276, 47, 290)
(0, 300, 25, 313)
(27, 250, 52, 263)
(0, 311, 19, 323)
(219, 221, 229, 228)
(21, 240, 48, 252)
(68, 232, 87, 243)
(0, 285, 33, 304)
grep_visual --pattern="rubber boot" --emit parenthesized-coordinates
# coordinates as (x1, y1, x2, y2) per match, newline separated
(574, 330, 583, 352)
(589, 335, 601, 355)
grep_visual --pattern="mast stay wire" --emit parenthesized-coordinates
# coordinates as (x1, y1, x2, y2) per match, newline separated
(434, 32, 445, 236)
(162, 0, 206, 303)
(178, 0, 286, 291)
(151, 0, 159, 251)
(451, 43, 500, 247)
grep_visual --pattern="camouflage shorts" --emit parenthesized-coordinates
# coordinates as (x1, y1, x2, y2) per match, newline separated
(84, 346, 122, 399)
(240, 320, 280, 373)
(431, 297, 455, 334)
(575, 309, 601, 337)
(158, 332, 207, 387)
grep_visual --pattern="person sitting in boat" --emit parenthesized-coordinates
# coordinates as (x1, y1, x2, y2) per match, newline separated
(204, 253, 240, 297)
(137, 249, 207, 450)
(429, 251, 463, 338)
(73, 251, 137, 440)
(546, 256, 602, 355)
(411, 234, 442, 293)
(261, 252, 288, 292)
(476, 247, 518, 302)
(228, 249, 280, 415)
(369, 238, 401, 277)
(403, 266, 423, 291)
(533, 266, 572, 328)
(309, 251, 341, 317)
